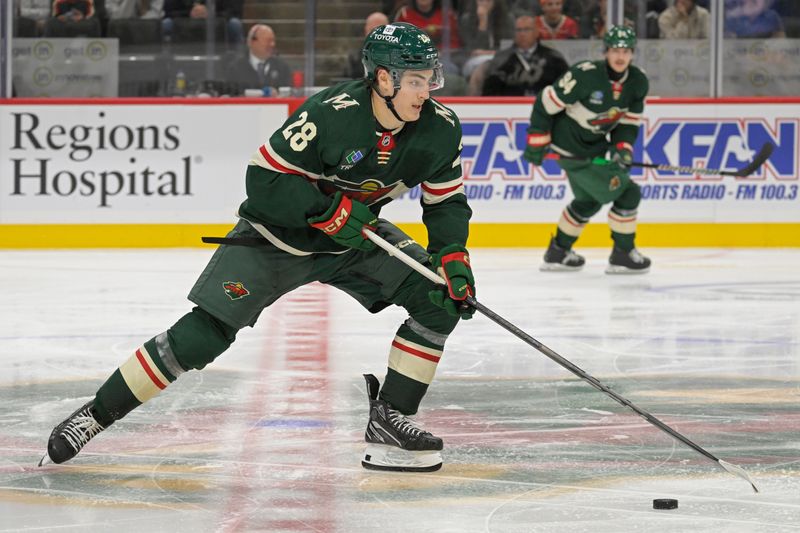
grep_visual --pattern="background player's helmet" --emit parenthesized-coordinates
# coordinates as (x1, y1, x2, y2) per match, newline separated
(604, 25, 637, 50)
(362, 22, 444, 91)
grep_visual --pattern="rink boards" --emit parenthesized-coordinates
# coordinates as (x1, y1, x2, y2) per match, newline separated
(0, 97, 798, 248)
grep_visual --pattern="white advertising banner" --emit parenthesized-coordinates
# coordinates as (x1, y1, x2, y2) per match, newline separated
(0, 100, 797, 225)
(0, 103, 287, 223)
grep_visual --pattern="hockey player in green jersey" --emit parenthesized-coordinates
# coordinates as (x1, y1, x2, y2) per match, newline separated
(40, 23, 474, 472)
(524, 25, 652, 274)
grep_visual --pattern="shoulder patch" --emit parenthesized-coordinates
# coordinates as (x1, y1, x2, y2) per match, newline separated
(322, 93, 359, 110)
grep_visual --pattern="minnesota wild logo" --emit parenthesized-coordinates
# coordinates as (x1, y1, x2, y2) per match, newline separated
(589, 107, 624, 128)
(223, 281, 250, 300)
(609, 176, 621, 191)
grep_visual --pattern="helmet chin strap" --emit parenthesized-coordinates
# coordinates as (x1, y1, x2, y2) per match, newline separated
(382, 87, 405, 123)
(372, 77, 405, 124)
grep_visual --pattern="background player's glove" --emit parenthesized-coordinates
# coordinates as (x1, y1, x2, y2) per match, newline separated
(428, 244, 476, 320)
(523, 132, 551, 166)
(308, 191, 377, 251)
(611, 142, 634, 168)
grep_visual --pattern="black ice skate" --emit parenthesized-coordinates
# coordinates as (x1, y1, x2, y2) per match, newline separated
(606, 246, 651, 274)
(39, 400, 110, 466)
(361, 374, 443, 472)
(540, 236, 585, 272)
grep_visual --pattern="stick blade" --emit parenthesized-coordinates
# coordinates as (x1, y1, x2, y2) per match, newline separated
(718, 459, 760, 493)
(735, 142, 774, 177)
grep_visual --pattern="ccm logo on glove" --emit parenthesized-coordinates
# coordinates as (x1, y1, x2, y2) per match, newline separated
(308, 191, 378, 251)
(314, 197, 354, 235)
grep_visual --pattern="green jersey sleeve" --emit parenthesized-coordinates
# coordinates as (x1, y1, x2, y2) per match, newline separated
(240, 100, 332, 228)
(529, 61, 594, 135)
(419, 105, 471, 253)
(610, 67, 649, 148)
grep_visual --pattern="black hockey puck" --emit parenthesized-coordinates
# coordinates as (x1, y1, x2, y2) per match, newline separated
(653, 498, 678, 510)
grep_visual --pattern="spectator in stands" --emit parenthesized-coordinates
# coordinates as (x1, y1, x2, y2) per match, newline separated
(725, 0, 785, 38)
(772, 0, 799, 37)
(395, 0, 462, 59)
(381, 0, 407, 19)
(458, 0, 514, 95)
(343, 11, 390, 80)
(482, 13, 568, 96)
(163, 0, 244, 46)
(106, 0, 163, 20)
(535, 0, 579, 39)
(580, 0, 636, 39)
(104, 0, 163, 49)
(44, 0, 102, 36)
(15, 0, 52, 36)
(644, 0, 668, 38)
(658, 0, 709, 39)
(224, 23, 292, 96)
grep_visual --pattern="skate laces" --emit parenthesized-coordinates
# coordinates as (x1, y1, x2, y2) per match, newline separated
(387, 408, 426, 438)
(564, 249, 581, 262)
(61, 408, 104, 452)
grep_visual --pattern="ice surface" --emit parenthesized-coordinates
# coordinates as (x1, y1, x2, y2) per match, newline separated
(1, 248, 798, 532)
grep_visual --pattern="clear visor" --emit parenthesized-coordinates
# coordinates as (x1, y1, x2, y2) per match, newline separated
(392, 64, 445, 92)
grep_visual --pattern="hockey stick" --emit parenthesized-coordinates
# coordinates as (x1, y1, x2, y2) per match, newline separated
(363, 228, 759, 493)
(545, 142, 774, 177)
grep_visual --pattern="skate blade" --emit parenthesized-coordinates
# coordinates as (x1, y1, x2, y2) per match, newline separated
(361, 444, 442, 473)
(605, 265, 650, 275)
(539, 262, 583, 272)
(38, 452, 52, 467)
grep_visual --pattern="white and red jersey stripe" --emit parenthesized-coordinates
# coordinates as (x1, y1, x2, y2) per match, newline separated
(619, 111, 643, 127)
(251, 140, 321, 181)
(421, 176, 465, 205)
(541, 85, 567, 115)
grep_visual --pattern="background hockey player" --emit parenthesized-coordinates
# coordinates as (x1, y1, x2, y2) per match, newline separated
(40, 23, 475, 473)
(524, 25, 651, 274)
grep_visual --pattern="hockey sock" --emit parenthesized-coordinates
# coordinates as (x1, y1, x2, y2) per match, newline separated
(93, 336, 181, 423)
(379, 271, 460, 415)
(380, 318, 445, 415)
(608, 206, 638, 251)
(555, 205, 591, 249)
(94, 307, 237, 423)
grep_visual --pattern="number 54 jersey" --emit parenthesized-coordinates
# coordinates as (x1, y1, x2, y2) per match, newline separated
(237, 80, 471, 255)
(529, 60, 649, 159)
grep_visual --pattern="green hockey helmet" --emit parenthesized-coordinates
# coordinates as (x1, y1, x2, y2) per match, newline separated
(604, 25, 637, 50)
(362, 22, 444, 91)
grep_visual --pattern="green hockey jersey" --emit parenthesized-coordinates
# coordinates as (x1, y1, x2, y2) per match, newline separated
(238, 79, 470, 255)
(528, 60, 649, 158)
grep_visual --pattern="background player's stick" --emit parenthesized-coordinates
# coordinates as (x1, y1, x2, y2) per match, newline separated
(363, 228, 759, 493)
(544, 142, 774, 177)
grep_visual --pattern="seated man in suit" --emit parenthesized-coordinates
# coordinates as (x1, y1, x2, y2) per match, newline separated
(225, 23, 292, 95)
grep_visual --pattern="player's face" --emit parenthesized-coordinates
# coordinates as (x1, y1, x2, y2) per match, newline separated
(395, 70, 433, 121)
(606, 47, 633, 73)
